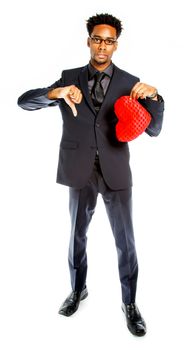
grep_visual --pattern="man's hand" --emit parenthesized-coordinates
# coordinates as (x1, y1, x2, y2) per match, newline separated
(130, 82, 158, 100)
(47, 85, 83, 116)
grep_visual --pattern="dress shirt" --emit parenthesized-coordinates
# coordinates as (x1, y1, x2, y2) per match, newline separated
(88, 62, 114, 97)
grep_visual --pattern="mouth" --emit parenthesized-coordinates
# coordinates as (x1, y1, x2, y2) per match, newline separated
(96, 53, 107, 59)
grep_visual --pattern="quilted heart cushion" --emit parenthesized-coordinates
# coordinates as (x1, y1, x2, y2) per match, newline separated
(114, 96, 151, 142)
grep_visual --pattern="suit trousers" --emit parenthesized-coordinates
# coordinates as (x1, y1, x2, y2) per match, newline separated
(68, 156, 138, 304)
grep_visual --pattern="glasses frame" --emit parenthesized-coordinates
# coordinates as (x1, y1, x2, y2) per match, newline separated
(90, 36, 117, 46)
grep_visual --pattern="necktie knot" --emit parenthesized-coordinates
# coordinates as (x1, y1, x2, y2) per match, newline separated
(95, 71, 106, 83)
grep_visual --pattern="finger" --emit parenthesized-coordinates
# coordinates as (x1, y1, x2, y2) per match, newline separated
(69, 89, 77, 99)
(75, 90, 82, 103)
(69, 86, 80, 96)
(139, 92, 147, 99)
(133, 87, 145, 99)
(131, 82, 148, 99)
(140, 93, 147, 99)
(71, 88, 82, 100)
(65, 96, 78, 117)
(70, 103, 77, 117)
(78, 93, 83, 103)
(130, 82, 141, 98)
(69, 91, 78, 103)
(75, 92, 82, 104)
(131, 88, 142, 99)
(69, 91, 79, 102)
(70, 90, 82, 104)
(136, 90, 146, 99)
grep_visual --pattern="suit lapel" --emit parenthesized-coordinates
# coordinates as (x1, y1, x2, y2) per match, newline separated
(79, 66, 96, 115)
(100, 65, 121, 109)
(97, 65, 129, 117)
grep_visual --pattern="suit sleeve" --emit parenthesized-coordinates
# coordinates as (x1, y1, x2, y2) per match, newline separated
(17, 73, 64, 111)
(139, 96, 164, 137)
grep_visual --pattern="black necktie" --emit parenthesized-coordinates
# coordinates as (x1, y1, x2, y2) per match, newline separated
(92, 72, 105, 110)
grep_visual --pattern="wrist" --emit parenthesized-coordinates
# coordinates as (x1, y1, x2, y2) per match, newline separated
(47, 87, 63, 100)
(47, 89, 57, 100)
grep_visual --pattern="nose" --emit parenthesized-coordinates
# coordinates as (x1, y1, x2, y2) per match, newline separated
(98, 40, 107, 50)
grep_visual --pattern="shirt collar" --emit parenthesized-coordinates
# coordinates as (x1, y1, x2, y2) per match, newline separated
(88, 62, 114, 79)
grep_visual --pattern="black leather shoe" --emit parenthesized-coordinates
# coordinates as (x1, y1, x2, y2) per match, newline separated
(122, 302, 147, 336)
(58, 287, 88, 317)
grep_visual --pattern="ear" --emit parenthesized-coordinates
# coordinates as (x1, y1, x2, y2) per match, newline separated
(87, 37, 90, 47)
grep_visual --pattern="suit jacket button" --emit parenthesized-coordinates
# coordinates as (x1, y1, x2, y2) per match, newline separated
(96, 123, 100, 127)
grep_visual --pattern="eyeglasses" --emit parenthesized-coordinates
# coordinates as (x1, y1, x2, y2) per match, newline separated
(90, 36, 117, 46)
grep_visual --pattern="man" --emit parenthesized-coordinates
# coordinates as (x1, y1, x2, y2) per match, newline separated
(17, 13, 164, 336)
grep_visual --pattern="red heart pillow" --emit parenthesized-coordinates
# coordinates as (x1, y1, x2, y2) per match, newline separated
(114, 96, 151, 142)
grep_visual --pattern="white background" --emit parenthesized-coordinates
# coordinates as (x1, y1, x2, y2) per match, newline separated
(1, 0, 184, 348)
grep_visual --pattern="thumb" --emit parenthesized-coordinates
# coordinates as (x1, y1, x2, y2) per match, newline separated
(65, 96, 77, 117)
(70, 103, 77, 117)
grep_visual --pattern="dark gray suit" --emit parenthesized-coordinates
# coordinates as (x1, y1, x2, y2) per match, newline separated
(18, 64, 164, 303)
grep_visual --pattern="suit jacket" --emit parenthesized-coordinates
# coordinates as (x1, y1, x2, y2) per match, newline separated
(17, 64, 164, 190)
